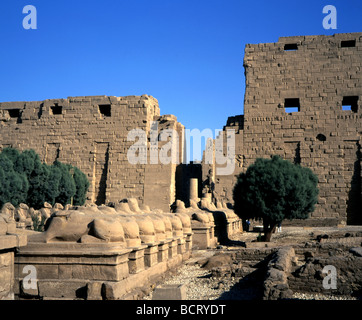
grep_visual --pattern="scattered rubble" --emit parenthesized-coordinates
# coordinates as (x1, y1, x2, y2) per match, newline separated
(145, 226, 362, 300)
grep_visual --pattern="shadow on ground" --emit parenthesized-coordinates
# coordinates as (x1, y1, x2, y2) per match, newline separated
(216, 267, 265, 300)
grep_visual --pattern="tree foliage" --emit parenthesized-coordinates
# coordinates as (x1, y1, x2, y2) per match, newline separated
(0, 152, 29, 207)
(0, 147, 89, 209)
(233, 156, 319, 241)
(71, 165, 90, 206)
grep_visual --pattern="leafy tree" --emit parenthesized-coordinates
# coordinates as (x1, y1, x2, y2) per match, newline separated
(0, 152, 29, 207)
(233, 156, 319, 241)
(0, 147, 89, 210)
(14, 149, 39, 177)
(1, 147, 20, 164)
(70, 165, 90, 206)
(52, 161, 76, 205)
(27, 161, 54, 208)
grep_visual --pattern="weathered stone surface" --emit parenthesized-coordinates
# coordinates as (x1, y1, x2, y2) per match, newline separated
(38, 280, 87, 299)
(201, 253, 233, 270)
(28, 209, 130, 244)
(0, 214, 27, 300)
(153, 284, 186, 300)
(86, 282, 103, 300)
(204, 32, 362, 226)
(350, 247, 362, 257)
(0, 95, 183, 212)
(101, 255, 183, 300)
(263, 247, 295, 300)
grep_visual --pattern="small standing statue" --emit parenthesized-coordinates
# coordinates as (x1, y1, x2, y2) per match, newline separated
(202, 169, 215, 198)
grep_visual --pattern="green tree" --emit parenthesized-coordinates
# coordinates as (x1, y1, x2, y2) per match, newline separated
(70, 165, 90, 206)
(52, 161, 76, 206)
(1, 147, 20, 164)
(0, 147, 89, 210)
(233, 156, 319, 241)
(14, 149, 39, 177)
(26, 159, 52, 208)
(0, 152, 29, 207)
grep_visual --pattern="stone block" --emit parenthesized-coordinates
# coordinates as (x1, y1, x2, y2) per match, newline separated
(157, 241, 170, 263)
(349, 247, 362, 257)
(38, 280, 87, 299)
(20, 279, 39, 297)
(0, 252, 13, 267)
(23, 264, 59, 280)
(0, 266, 12, 294)
(128, 247, 146, 274)
(191, 226, 214, 249)
(152, 284, 186, 300)
(0, 235, 17, 250)
(0, 221, 7, 235)
(168, 239, 178, 259)
(86, 282, 103, 300)
(177, 238, 186, 255)
(144, 244, 158, 268)
(185, 234, 193, 252)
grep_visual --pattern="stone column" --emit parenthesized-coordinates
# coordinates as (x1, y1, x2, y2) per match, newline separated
(189, 178, 198, 201)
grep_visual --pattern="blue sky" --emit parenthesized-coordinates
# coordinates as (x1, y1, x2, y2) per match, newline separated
(1, 0, 361, 158)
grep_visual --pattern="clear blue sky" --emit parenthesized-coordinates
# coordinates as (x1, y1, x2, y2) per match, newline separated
(1, 0, 361, 154)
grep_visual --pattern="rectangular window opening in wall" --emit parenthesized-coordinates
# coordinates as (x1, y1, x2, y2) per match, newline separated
(284, 98, 300, 113)
(50, 105, 62, 115)
(99, 104, 111, 117)
(342, 96, 358, 113)
(341, 40, 356, 48)
(284, 43, 298, 51)
(7, 109, 20, 118)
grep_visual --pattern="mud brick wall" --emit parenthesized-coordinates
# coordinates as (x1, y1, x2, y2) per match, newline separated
(0, 95, 184, 211)
(211, 32, 362, 225)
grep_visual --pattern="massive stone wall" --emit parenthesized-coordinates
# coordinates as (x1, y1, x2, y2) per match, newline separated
(210, 32, 362, 225)
(1, 32, 361, 225)
(0, 95, 184, 212)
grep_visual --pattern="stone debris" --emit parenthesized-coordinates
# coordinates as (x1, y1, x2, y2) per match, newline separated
(143, 261, 242, 300)
(292, 292, 357, 300)
(144, 226, 362, 301)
